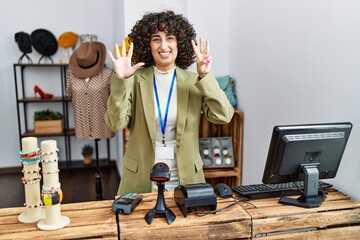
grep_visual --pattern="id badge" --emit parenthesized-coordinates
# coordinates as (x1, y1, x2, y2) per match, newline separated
(155, 145, 175, 160)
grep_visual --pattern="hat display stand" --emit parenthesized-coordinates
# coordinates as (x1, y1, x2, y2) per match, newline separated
(58, 32, 78, 64)
(75, 34, 98, 48)
(59, 47, 73, 64)
(37, 140, 70, 230)
(38, 55, 54, 64)
(18, 53, 33, 64)
(18, 137, 44, 223)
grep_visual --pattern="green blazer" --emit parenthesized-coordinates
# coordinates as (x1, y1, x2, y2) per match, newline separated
(105, 67, 234, 195)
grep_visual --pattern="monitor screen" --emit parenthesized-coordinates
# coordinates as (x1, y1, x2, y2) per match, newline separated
(262, 122, 352, 208)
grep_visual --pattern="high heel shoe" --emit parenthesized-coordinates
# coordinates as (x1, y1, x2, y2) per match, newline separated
(34, 85, 53, 99)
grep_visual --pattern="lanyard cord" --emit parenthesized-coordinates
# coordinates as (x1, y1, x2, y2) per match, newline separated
(153, 71, 176, 145)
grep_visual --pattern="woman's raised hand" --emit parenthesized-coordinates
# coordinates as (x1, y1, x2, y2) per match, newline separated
(191, 37, 212, 79)
(108, 40, 144, 79)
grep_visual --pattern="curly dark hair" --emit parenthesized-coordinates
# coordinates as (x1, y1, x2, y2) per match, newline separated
(128, 10, 197, 69)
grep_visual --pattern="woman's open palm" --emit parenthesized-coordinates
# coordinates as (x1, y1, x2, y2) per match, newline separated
(108, 40, 144, 79)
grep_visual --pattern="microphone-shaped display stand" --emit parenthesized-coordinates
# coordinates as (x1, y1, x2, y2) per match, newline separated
(144, 162, 176, 225)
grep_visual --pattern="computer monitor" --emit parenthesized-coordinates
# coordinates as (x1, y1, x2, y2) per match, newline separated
(262, 122, 352, 208)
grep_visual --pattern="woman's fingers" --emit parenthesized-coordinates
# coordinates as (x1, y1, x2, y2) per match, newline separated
(121, 40, 126, 57)
(115, 43, 121, 59)
(108, 50, 116, 62)
(205, 39, 210, 55)
(192, 38, 211, 61)
(191, 40, 200, 58)
(199, 37, 204, 53)
(110, 41, 132, 63)
(133, 62, 145, 71)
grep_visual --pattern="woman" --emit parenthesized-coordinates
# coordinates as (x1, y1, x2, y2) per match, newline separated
(105, 10, 234, 195)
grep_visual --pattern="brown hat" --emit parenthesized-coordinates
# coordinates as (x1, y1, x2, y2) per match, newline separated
(69, 42, 106, 78)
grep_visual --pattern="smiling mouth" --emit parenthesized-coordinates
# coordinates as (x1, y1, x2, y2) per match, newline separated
(159, 52, 171, 58)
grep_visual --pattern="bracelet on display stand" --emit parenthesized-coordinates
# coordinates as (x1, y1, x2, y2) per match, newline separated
(37, 140, 70, 230)
(18, 137, 44, 223)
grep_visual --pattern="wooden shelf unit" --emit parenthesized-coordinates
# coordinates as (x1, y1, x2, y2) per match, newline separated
(200, 109, 243, 187)
(13, 63, 111, 168)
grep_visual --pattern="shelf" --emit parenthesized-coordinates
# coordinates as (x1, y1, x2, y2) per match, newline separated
(13, 60, 112, 196)
(21, 128, 75, 137)
(204, 167, 241, 179)
(17, 96, 71, 103)
(14, 63, 68, 67)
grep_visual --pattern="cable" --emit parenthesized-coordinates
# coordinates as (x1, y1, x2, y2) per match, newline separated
(191, 197, 249, 217)
(115, 209, 122, 240)
(290, 175, 304, 194)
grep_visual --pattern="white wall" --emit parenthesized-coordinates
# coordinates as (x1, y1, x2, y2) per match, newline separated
(229, 0, 360, 200)
(187, 1, 230, 76)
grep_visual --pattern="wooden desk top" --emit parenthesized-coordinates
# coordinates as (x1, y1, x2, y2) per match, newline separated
(0, 189, 359, 239)
(117, 192, 251, 239)
(0, 200, 117, 239)
(240, 188, 360, 239)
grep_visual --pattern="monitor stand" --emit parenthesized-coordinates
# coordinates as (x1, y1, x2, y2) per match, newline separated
(279, 164, 325, 208)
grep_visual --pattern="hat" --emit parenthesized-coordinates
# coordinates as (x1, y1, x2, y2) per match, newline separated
(58, 32, 79, 48)
(15, 32, 32, 54)
(30, 29, 58, 56)
(69, 42, 106, 78)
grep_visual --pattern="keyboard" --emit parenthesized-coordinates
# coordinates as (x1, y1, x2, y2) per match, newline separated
(232, 181, 333, 199)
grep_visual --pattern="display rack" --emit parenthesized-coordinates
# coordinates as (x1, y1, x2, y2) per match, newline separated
(199, 109, 243, 187)
(13, 63, 111, 169)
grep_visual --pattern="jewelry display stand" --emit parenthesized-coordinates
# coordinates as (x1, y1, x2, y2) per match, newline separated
(18, 137, 43, 223)
(37, 140, 70, 230)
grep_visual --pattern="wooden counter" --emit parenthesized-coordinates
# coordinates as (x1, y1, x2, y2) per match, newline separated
(240, 188, 360, 239)
(0, 191, 251, 240)
(0, 200, 117, 239)
(0, 189, 359, 239)
(117, 192, 251, 239)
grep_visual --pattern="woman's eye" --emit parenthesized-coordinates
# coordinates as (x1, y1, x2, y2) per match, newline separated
(167, 36, 175, 41)
(152, 38, 160, 42)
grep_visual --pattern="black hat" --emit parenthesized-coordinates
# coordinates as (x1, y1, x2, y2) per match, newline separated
(30, 29, 58, 56)
(15, 32, 32, 54)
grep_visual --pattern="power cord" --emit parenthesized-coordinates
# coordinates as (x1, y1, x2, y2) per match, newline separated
(191, 197, 249, 217)
(115, 209, 122, 240)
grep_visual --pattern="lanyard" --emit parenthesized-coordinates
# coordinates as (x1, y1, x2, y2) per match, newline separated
(153, 70, 176, 146)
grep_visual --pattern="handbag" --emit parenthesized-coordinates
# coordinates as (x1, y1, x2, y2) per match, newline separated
(216, 75, 238, 107)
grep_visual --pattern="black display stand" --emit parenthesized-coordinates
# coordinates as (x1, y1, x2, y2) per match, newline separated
(94, 138, 103, 200)
(17, 53, 33, 64)
(144, 181, 176, 225)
